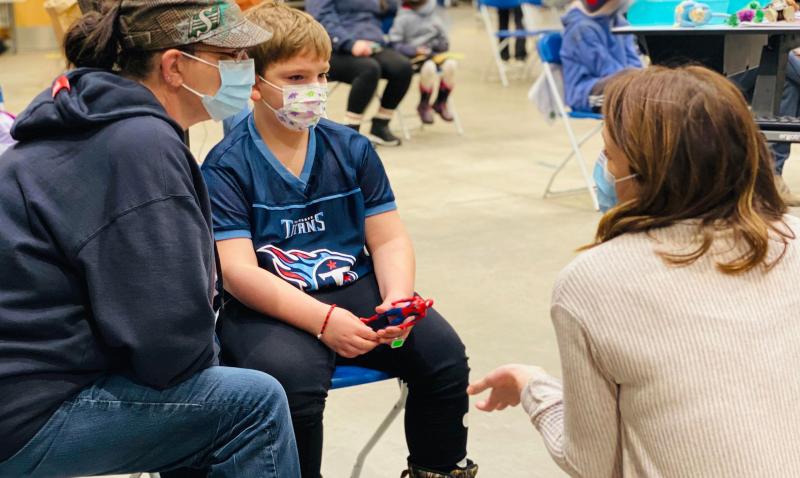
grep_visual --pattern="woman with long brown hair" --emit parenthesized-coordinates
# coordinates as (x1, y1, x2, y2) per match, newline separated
(468, 65, 800, 476)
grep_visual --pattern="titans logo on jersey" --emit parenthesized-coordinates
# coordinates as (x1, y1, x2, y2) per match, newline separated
(257, 245, 359, 291)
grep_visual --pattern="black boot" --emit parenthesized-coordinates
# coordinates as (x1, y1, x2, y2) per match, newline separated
(369, 117, 402, 146)
(401, 460, 478, 478)
(432, 83, 454, 122)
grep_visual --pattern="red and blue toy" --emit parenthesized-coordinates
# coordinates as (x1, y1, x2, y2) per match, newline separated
(361, 296, 434, 348)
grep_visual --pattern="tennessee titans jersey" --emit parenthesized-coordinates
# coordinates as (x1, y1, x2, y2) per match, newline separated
(202, 115, 396, 292)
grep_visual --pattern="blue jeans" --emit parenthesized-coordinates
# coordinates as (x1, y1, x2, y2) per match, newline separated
(0, 366, 300, 478)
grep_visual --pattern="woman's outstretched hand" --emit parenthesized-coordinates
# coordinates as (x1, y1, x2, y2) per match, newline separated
(467, 364, 545, 412)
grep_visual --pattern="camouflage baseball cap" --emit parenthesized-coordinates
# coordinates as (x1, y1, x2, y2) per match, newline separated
(119, 0, 272, 51)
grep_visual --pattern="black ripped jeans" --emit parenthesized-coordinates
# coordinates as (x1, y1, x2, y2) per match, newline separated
(216, 273, 470, 478)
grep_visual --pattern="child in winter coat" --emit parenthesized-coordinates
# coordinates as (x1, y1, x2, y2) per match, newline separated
(389, 0, 457, 124)
(561, 0, 641, 112)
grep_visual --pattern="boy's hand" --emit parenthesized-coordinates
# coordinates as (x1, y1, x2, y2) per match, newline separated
(416, 46, 432, 57)
(467, 364, 545, 412)
(352, 40, 375, 57)
(374, 295, 415, 346)
(320, 307, 379, 358)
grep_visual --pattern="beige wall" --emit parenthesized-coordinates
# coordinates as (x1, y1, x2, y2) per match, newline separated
(12, 0, 58, 51)
(14, 0, 50, 27)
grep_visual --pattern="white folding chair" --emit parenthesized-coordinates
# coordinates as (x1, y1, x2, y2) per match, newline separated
(536, 32, 600, 210)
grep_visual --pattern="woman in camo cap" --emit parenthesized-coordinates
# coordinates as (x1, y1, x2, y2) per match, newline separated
(0, 1, 300, 477)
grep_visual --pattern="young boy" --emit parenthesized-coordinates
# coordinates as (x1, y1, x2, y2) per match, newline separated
(201, 3, 477, 477)
(561, 0, 641, 112)
(388, 0, 457, 124)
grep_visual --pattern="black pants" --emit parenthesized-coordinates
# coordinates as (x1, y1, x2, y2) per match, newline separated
(329, 49, 414, 115)
(217, 274, 470, 478)
(498, 7, 527, 61)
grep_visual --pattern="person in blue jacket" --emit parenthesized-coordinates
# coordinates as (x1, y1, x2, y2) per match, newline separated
(307, 0, 413, 146)
(0, 1, 300, 477)
(561, 0, 642, 113)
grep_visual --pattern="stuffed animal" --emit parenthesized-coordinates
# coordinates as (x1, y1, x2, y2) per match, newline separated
(763, 0, 798, 22)
(675, 1, 714, 26)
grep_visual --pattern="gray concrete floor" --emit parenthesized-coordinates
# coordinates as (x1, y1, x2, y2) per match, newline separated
(2, 6, 799, 478)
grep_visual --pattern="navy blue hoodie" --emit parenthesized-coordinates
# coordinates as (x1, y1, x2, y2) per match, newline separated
(0, 69, 218, 461)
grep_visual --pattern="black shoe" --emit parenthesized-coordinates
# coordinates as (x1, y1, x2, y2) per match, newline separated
(402, 460, 478, 477)
(369, 118, 402, 146)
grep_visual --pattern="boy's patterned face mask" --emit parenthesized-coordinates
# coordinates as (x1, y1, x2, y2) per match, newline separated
(260, 77, 327, 132)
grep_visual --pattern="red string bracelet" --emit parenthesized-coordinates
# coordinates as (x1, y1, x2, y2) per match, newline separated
(317, 304, 337, 340)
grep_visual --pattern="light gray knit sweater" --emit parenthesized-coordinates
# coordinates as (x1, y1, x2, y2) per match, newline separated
(523, 215, 800, 477)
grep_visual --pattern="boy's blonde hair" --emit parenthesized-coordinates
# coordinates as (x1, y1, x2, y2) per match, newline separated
(246, 1, 332, 75)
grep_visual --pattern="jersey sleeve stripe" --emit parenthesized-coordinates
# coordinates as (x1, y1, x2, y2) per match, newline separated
(365, 201, 398, 217)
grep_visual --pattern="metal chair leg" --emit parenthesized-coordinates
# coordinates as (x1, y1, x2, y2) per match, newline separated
(540, 66, 600, 209)
(349, 382, 409, 478)
(396, 109, 412, 141)
(450, 98, 465, 136)
(480, 6, 509, 87)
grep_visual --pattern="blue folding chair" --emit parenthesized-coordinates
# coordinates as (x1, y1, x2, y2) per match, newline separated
(536, 32, 600, 209)
(332, 366, 408, 478)
(478, 0, 558, 87)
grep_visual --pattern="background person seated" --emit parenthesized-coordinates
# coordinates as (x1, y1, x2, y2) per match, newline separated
(561, 0, 641, 112)
(734, 51, 800, 206)
(307, 0, 413, 146)
(388, 0, 458, 124)
(469, 65, 800, 477)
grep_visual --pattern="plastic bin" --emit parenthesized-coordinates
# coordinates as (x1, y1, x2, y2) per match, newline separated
(627, 0, 745, 26)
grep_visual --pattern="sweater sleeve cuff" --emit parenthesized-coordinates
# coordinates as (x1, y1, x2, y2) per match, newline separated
(521, 372, 564, 419)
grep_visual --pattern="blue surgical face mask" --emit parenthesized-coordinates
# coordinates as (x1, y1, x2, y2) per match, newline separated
(593, 151, 638, 212)
(180, 52, 255, 121)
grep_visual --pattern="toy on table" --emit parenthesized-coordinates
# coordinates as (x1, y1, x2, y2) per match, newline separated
(361, 296, 434, 348)
(675, 0, 800, 27)
(725, 0, 798, 26)
(675, 1, 715, 26)
(763, 0, 798, 22)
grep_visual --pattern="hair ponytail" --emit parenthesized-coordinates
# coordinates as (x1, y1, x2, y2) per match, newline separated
(64, 0, 122, 69)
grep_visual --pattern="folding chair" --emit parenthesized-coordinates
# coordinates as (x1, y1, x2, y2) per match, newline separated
(332, 365, 408, 478)
(536, 32, 600, 210)
(478, 0, 557, 87)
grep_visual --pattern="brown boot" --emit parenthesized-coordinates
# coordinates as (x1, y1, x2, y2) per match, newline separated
(432, 82, 454, 122)
(418, 88, 435, 125)
(776, 175, 800, 207)
(401, 460, 478, 478)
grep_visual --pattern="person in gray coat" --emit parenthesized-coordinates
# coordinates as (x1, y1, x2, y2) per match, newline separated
(388, 0, 457, 124)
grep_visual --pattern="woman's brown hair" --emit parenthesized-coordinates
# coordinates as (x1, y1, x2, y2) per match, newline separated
(591, 65, 793, 274)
